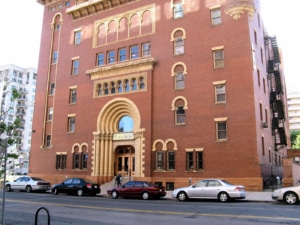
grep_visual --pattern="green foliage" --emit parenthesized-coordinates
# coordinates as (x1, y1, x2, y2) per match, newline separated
(291, 131, 300, 149)
(0, 87, 22, 177)
(292, 134, 300, 149)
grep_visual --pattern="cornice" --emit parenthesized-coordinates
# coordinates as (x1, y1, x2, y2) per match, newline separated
(86, 57, 157, 80)
(224, 0, 256, 20)
(66, 0, 139, 20)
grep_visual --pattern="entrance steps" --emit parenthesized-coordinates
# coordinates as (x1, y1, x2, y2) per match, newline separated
(100, 176, 132, 195)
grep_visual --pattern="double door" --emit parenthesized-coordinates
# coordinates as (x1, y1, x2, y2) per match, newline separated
(115, 146, 135, 177)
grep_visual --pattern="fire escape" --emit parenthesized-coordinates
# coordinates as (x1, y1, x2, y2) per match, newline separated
(267, 36, 287, 150)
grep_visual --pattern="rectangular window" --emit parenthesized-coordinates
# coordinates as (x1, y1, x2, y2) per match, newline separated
(68, 116, 76, 132)
(52, 51, 58, 64)
(97, 53, 105, 66)
(262, 136, 265, 156)
(62, 155, 67, 169)
(215, 84, 226, 102)
(142, 43, 151, 57)
(167, 152, 175, 170)
(46, 135, 51, 147)
(213, 49, 224, 68)
(56, 155, 61, 169)
(74, 30, 81, 45)
(50, 82, 55, 95)
(211, 8, 221, 25)
(72, 59, 79, 75)
(174, 37, 184, 55)
(216, 122, 227, 140)
(69, 88, 77, 104)
(48, 108, 53, 121)
(186, 152, 193, 170)
(118, 48, 127, 61)
(259, 103, 263, 121)
(107, 50, 115, 64)
(130, 45, 139, 59)
(156, 152, 164, 170)
(196, 152, 203, 170)
(174, 3, 184, 19)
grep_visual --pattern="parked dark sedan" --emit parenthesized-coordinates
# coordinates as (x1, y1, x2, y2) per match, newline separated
(107, 181, 166, 200)
(51, 178, 100, 196)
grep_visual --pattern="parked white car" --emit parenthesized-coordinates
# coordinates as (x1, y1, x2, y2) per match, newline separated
(172, 179, 246, 202)
(272, 184, 300, 205)
(5, 176, 51, 193)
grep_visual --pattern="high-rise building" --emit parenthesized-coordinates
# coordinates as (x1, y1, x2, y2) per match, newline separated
(287, 92, 300, 132)
(0, 64, 37, 176)
(31, 0, 290, 190)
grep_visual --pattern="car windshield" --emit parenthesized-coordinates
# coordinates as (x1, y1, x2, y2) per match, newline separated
(221, 180, 233, 186)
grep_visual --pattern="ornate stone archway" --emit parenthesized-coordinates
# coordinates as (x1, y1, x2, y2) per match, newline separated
(91, 97, 145, 183)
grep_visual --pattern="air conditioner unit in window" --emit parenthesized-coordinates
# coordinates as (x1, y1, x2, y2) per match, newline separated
(261, 122, 268, 128)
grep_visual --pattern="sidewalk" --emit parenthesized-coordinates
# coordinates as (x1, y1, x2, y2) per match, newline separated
(99, 185, 275, 203)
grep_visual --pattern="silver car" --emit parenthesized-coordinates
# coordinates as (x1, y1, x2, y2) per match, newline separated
(172, 179, 246, 202)
(5, 176, 51, 193)
(272, 184, 300, 205)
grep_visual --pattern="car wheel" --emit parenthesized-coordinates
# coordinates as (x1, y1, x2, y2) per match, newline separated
(218, 192, 230, 202)
(5, 184, 11, 192)
(111, 190, 118, 199)
(25, 185, 32, 193)
(53, 188, 59, 195)
(142, 192, 150, 200)
(177, 191, 188, 201)
(77, 189, 83, 197)
(284, 192, 298, 205)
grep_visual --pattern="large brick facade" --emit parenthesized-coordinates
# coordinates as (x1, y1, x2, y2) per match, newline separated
(31, 0, 289, 191)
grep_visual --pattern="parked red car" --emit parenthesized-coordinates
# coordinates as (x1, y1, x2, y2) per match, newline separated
(107, 181, 166, 200)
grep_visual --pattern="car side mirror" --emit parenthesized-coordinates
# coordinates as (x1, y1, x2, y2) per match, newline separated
(62, 182, 65, 185)
(192, 185, 196, 188)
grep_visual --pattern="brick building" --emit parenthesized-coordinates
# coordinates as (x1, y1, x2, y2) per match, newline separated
(31, 0, 289, 191)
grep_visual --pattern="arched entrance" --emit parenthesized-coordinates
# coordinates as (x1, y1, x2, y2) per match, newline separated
(115, 145, 135, 177)
(92, 97, 145, 183)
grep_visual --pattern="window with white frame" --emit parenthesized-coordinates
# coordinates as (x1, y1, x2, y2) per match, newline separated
(74, 30, 81, 45)
(211, 7, 221, 26)
(215, 118, 228, 141)
(68, 116, 76, 132)
(212, 47, 224, 69)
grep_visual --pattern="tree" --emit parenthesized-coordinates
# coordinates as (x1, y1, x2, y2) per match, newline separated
(0, 84, 21, 178)
(290, 131, 300, 148)
(292, 134, 300, 149)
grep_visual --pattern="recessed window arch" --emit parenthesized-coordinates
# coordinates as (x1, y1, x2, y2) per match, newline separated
(171, 28, 186, 56)
(104, 83, 109, 95)
(97, 84, 102, 96)
(171, 62, 187, 90)
(111, 82, 116, 94)
(171, 96, 188, 125)
(139, 77, 145, 89)
(124, 79, 130, 92)
(132, 78, 137, 91)
(117, 80, 123, 93)
(118, 116, 134, 132)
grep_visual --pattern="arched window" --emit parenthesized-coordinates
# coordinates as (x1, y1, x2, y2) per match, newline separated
(118, 116, 134, 132)
(139, 77, 145, 89)
(125, 80, 130, 92)
(97, 84, 102, 96)
(132, 78, 137, 91)
(104, 83, 109, 95)
(171, 28, 186, 56)
(117, 80, 123, 93)
(111, 82, 116, 94)
(172, 97, 188, 125)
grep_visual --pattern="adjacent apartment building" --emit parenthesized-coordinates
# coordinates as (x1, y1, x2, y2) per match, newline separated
(287, 92, 300, 132)
(31, 0, 290, 190)
(0, 64, 37, 176)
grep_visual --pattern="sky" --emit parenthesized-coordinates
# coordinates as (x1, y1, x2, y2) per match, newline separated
(0, 0, 298, 93)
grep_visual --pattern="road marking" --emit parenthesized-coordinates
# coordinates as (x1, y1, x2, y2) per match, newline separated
(6, 199, 300, 222)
